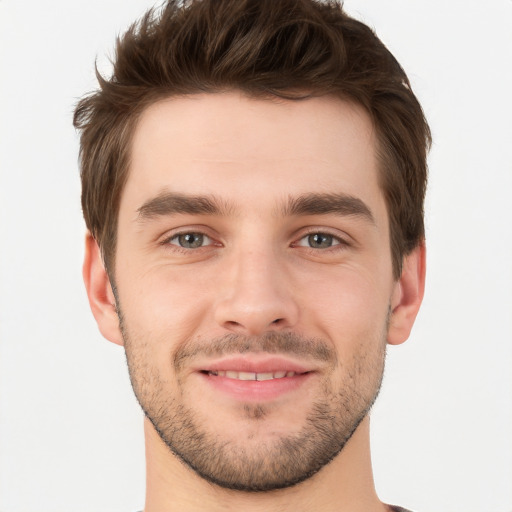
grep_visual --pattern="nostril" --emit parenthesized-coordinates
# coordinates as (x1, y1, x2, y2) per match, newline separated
(271, 318, 284, 325)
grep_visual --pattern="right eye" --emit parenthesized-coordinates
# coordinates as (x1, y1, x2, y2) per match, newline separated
(168, 232, 212, 249)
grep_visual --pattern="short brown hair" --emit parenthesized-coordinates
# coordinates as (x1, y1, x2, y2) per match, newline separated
(74, 0, 431, 278)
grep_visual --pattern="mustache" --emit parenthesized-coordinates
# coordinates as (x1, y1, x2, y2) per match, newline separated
(174, 332, 337, 372)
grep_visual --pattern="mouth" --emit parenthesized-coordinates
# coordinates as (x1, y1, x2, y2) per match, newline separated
(203, 370, 303, 381)
(196, 356, 315, 401)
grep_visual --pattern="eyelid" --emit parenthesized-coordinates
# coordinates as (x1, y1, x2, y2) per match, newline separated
(292, 227, 352, 248)
(158, 226, 222, 247)
(295, 235, 341, 248)
(169, 232, 212, 247)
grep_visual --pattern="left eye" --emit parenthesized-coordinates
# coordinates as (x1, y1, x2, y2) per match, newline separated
(296, 233, 341, 249)
(169, 232, 211, 249)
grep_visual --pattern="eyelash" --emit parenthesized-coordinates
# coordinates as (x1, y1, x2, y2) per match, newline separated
(161, 228, 350, 253)
(161, 230, 218, 253)
(293, 230, 349, 251)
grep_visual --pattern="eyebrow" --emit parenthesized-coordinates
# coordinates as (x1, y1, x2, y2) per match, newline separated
(280, 193, 375, 224)
(136, 191, 374, 224)
(136, 192, 233, 222)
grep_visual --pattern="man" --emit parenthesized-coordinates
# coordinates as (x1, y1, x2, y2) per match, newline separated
(74, 0, 430, 510)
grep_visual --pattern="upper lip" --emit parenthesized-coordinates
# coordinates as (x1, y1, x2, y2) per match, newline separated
(195, 355, 316, 374)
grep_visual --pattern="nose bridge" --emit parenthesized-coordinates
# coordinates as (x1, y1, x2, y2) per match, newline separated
(214, 240, 299, 335)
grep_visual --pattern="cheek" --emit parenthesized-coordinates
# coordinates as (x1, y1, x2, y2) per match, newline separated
(117, 262, 218, 342)
(295, 265, 391, 348)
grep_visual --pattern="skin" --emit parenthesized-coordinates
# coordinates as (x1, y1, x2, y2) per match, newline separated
(84, 91, 425, 512)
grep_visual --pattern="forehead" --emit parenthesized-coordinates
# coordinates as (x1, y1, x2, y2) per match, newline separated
(123, 91, 383, 220)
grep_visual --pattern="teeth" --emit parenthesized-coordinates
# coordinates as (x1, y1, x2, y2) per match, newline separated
(256, 372, 274, 381)
(238, 371, 256, 381)
(208, 370, 297, 380)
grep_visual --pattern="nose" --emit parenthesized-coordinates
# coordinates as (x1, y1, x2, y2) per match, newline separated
(213, 246, 299, 336)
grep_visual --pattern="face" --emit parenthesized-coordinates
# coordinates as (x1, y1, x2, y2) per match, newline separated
(105, 92, 405, 490)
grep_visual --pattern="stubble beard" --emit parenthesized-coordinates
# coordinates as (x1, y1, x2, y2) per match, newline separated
(120, 317, 387, 492)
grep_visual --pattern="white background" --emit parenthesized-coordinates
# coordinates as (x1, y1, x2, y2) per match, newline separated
(1, 1, 511, 511)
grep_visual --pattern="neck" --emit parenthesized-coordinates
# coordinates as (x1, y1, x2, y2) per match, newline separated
(143, 416, 386, 512)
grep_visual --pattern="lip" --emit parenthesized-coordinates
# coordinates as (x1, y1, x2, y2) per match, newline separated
(197, 355, 313, 375)
(194, 355, 316, 402)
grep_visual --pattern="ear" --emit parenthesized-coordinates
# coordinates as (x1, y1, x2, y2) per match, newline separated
(387, 242, 426, 345)
(83, 232, 124, 346)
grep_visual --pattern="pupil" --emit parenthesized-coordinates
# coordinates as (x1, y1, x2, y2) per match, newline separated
(309, 233, 332, 248)
(180, 233, 203, 248)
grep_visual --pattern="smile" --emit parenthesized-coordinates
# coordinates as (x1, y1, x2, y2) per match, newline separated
(206, 370, 300, 381)
(199, 365, 313, 402)
(195, 356, 317, 401)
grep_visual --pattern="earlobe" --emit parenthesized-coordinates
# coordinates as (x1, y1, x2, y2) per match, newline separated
(83, 232, 124, 346)
(387, 242, 426, 345)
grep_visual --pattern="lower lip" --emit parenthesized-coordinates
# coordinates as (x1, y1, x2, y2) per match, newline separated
(198, 372, 312, 401)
